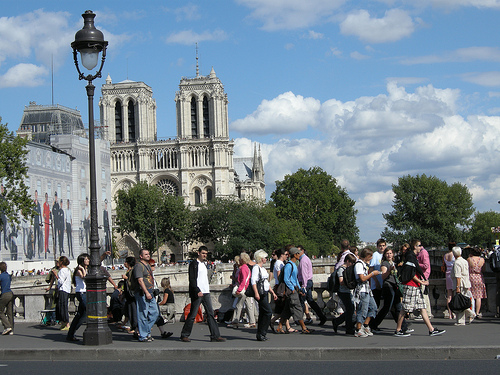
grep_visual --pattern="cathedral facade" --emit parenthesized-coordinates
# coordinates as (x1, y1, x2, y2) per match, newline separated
(100, 67, 265, 259)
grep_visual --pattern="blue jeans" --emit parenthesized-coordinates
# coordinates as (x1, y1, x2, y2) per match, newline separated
(135, 291, 159, 341)
(356, 292, 377, 324)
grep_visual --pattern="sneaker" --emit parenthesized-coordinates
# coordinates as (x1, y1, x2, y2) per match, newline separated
(161, 332, 173, 339)
(403, 328, 414, 334)
(355, 329, 368, 337)
(60, 326, 69, 331)
(414, 316, 424, 321)
(429, 328, 446, 337)
(394, 330, 411, 337)
(363, 326, 373, 336)
(2, 328, 12, 335)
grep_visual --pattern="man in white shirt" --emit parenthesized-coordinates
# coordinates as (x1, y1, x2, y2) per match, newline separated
(180, 246, 225, 342)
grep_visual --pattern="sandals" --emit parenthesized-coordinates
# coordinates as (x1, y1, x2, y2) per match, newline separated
(275, 327, 286, 334)
(301, 328, 315, 334)
(286, 328, 298, 333)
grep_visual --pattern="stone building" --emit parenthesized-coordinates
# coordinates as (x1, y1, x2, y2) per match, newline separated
(8, 103, 111, 264)
(100, 67, 265, 259)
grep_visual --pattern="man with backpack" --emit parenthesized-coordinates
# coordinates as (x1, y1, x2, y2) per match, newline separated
(278, 247, 313, 334)
(332, 253, 357, 335)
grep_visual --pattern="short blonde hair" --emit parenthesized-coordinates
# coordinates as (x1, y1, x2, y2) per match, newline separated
(240, 252, 251, 264)
(254, 249, 268, 263)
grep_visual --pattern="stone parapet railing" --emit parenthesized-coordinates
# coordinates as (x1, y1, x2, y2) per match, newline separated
(10, 276, 498, 323)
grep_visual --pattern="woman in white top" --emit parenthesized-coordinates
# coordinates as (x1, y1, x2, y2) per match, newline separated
(251, 249, 277, 341)
(56, 256, 71, 331)
(67, 253, 89, 341)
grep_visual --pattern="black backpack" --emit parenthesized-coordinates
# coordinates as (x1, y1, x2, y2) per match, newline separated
(343, 262, 360, 289)
(490, 247, 500, 272)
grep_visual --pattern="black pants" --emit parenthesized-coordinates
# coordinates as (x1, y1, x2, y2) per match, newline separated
(67, 292, 86, 338)
(181, 293, 220, 339)
(300, 279, 327, 321)
(256, 292, 272, 340)
(334, 291, 355, 334)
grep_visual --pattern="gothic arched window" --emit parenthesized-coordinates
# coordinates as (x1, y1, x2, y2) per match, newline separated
(128, 100, 136, 142)
(203, 96, 210, 137)
(191, 97, 198, 139)
(115, 102, 122, 142)
(194, 189, 201, 206)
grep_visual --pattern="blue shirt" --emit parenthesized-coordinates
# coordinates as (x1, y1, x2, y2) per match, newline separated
(283, 261, 300, 291)
(0, 272, 12, 293)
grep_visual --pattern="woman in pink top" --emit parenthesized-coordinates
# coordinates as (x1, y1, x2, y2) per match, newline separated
(228, 252, 255, 328)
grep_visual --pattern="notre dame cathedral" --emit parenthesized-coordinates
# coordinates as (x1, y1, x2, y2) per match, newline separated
(99, 66, 265, 259)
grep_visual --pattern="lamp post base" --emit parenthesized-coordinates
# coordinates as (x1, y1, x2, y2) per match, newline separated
(83, 273, 113, 346)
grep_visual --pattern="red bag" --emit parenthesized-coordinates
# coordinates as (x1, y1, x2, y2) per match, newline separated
(183, 303, 204, 323)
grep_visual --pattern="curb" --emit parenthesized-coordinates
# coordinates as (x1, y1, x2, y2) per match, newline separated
(1, 346, 500, 361)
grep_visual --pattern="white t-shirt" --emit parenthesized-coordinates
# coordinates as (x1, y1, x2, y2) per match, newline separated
(369, 251, 383, 290)
(273, 259, 284, 282)
(355, 261, 370, 293)
(196, 260, 210, 294)
(251, 265, 270, 292)
(57, 267, 72, 293)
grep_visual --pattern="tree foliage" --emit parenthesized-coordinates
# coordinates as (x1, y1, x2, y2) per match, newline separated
(114, 181, 191, 253)
(270, 166, 359, 255)
(191, 198, 273, 259)
(466, 210, 500, 247)
(0, 119, 36, 226)
(382, 174, 474, 247)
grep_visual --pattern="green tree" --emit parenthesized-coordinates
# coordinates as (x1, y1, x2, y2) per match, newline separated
(191, 198, 272, 258)
(382, 174, 474, 247)
(0, 119, 35, 226)
(270, 166, 359, 255)
(466, 211, 500, 247)
(114, 181, 191, 253)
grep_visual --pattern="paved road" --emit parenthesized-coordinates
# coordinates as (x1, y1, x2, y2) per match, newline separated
(0, 360, 499, 375)
(0, 317, 499, 361)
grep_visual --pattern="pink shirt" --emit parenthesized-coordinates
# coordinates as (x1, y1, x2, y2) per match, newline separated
(236, 264, 251, 293)
(298, 253, 313, 286)
(417, 248, 431, 280)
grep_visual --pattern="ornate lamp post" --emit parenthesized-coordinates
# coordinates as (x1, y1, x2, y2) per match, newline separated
(71, 10, 112, 345)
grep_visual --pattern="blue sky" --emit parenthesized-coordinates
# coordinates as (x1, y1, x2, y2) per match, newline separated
(2, 1, 500, 243)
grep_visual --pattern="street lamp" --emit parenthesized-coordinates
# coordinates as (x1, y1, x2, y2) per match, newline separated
(71, 10, 112, 346)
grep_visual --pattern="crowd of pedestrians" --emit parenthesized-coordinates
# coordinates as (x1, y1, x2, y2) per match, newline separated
(0, 239, 496, 342)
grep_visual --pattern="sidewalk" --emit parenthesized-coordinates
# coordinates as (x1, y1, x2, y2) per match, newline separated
(0, 317, 499, 361)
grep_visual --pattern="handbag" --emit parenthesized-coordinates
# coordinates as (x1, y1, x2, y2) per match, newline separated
(232, 267, 251, 297)
(256, 267, 266, 296)
(449, 292, 472, 312)
(273, 282, 287, 298)
(394, 274, 404, 297)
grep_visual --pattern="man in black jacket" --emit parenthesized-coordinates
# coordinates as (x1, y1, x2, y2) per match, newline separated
(180, 246, 225, 342)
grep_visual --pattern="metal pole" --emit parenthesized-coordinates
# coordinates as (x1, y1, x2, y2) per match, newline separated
(83, 81, 112, 345)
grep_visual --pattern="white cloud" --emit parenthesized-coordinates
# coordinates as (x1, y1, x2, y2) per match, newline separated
(412, 0, 500, 9)
(236, 0, 345, 30)
(174, 4, 201, 21)
(304, 30, 324, 39)
(233, 82, 500, 240)
(401, 47, 500, 65)
(165, 29, 228, 45)
(340, 9, 415, 43)
(0, 63, 48, 88)
(461, 72, 500, 87)
(0, 10, 72, 69)
(231, 92, 321, 135)
(350, 51, 370, 60)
